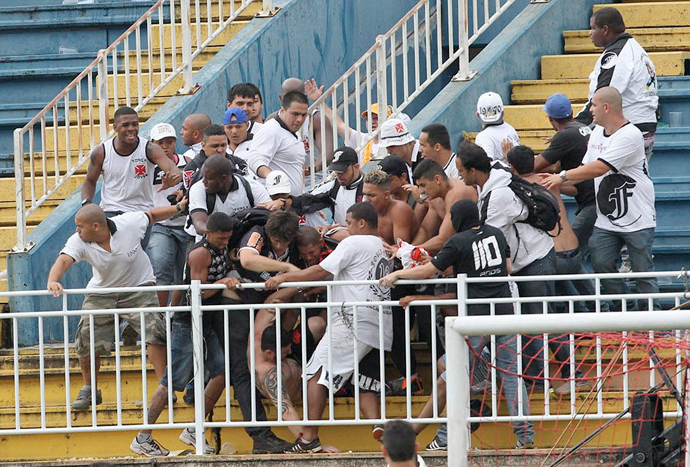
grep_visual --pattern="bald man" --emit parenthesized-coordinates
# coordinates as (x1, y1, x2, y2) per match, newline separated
(180, 113, 211, 160)
(47, 200, 187, 410)
(542, 87, 657, 311)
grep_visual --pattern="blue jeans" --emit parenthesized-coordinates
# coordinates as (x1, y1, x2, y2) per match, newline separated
(161, 318, 225, 392)
(570, 204, 596, 259)
(555, 248, 608, 313)
(435, 335, 534, 445)
(146, 224, 193, 287)
(590, 227, 659, 311)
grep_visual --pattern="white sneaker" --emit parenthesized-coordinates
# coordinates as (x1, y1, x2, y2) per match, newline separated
(179, 428, 215, 454)
(130, 435, 170, 457)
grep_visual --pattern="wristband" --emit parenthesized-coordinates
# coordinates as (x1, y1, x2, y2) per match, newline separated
(176, 203, 182, 212)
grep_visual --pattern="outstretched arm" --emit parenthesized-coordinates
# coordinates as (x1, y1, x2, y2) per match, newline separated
(47, 254, 76, 297)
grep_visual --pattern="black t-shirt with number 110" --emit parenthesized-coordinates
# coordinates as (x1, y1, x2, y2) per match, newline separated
(431, 225, 513, 316)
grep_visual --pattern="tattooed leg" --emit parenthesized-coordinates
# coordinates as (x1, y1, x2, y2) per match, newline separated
(258, 365, 303, 439)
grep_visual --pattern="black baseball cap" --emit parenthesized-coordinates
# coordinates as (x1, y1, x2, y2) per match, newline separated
(377, 155, 408, 177)
(328, 146, 359, 172)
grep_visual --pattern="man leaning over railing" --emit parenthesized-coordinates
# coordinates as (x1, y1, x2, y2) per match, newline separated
(266, 202, 394, 453)
(47, 200, 187, 411)
(380, 199, 534, 450)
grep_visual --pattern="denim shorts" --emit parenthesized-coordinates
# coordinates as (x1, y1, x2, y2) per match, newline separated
(160, 319, 225, 392)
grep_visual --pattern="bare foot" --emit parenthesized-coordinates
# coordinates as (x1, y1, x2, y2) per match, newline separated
(321, 445, 341, 453)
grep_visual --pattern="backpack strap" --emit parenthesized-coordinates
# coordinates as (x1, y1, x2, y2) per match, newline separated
(236, 174, 255, 207)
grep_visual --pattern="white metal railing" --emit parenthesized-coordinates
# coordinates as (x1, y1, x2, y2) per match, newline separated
(3, 271, 690, 460)
(13, 0, 274, 251)
(446, 272, 690, 467)
(307, 0, 519, 184)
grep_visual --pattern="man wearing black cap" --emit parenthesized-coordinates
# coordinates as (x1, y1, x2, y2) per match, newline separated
(268, 147, 364, 230)
(535, 93, 596, 253)
(380, 200, 534, 450)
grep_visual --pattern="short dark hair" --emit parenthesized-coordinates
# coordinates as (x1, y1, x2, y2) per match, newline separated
(260, 325, 291, 352)
(592, 7, 626, 35)
(202, 155, 232, 178)
(382, 420, 416, 462)
(227, 83, 256, 103)
(346, 202, 378, 229)
(203, 124, 225, 140)
(114, 106, 137, 122)
(282, 91, 309, 109)
(506, 145, 535, 175)
(296, 226, 322, 248)
(265, 210, 300, 243)
(457, 139, 492, 173)
(244, 82, 263, 103)
(421, 123, 451, 150)
(206, 212, 236, 233)
(413, 158, 448, 182)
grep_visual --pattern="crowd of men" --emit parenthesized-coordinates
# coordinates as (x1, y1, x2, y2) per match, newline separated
(46, 6, 659, 457)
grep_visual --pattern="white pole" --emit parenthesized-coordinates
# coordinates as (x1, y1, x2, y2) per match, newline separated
(190, 280, 205, 455)
(179, 0, 194, 94)
(13, 129, 27, 250)
(447, 274, 469, 467)
(97, 50, 109, 142)
(375, 35, 388, 159)
(453, 0, 472, 81)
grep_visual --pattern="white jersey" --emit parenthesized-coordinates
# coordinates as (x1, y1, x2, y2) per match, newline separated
(248, 121, 263, 136)
(61, 212, 155, 288)
(584, 35, 658, 125)
(99, 137, 155, 213)
(583, 124, 656, 232)
(442, 152, 459, 179)
(475, 123, 520, 164)
(319, 234, 393, 350)
(182, 142, 202, 162)
(246, 118, 305, 196)
(152, 154, 186, 228)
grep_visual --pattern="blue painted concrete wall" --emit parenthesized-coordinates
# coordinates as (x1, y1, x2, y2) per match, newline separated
(408, 0, 612, 141)
(8, 0, 420, 345)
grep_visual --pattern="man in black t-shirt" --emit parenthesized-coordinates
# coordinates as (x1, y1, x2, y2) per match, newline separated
(535, 93, 596, 253)
(380, 200, 534, 450)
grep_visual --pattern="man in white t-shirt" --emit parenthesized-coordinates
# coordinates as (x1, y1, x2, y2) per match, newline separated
(46, 201, 187, 410)
(227, 83, 264, 134)
(543, 86, 658, 310)
(246, 91, 309, 196)
(266, 202, 393, 453)
(418, 123, 459, 179)
(474, 92, 520, 164)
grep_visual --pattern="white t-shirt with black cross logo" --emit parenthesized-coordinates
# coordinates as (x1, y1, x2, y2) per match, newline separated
(583, 123, 656, 233)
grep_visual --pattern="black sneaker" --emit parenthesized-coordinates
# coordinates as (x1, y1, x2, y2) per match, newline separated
(72, 386, 102, 410)
(285, 436, 323, 453)
(183, 387, 195, 405)
(252, 434, 294, 454)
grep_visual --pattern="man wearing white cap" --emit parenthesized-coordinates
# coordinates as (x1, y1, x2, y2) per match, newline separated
(148, 123, 193, 307)
(474, 92, 520, 164)
(265, 170, 292, 201)
(379, 118, 422, 184)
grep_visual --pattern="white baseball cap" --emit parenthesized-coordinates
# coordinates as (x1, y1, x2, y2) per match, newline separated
(476, 92, 504, 124)
(150, 123, 177, 141)
(265, 170, 291, 196)
(379, 118, 415, 148)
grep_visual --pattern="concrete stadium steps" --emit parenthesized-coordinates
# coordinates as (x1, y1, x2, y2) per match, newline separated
(180, 0, 264, 21)
(149, 21, 250, 49)
(564, 27, 690, 53)
(593, 2, 690, 29)
(511, 79, 590, 105)
(541, 51, 690, 80)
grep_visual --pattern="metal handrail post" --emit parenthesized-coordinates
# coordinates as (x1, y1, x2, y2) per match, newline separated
(447, 274, 469, 467)
(13, 129, 27, 251)
(190, 280, 205, 455)
(374, 35, 388, 159)
(453, 0, 473, 81)
(179, 0, 194, 94)
(97, 51, 109, 142)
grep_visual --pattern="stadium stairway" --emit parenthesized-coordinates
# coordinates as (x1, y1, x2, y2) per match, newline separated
(0, 1, 261, 309)
(467, 0, 690, 283)
(0, 339, 681, 462)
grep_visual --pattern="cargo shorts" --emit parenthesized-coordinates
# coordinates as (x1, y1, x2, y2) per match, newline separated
(74, 286, 166, 358)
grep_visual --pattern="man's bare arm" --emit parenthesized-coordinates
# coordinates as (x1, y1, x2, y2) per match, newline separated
(392, 203, 415, 244)
(47, 254, 76, 297)
(81, 145, 105, 202)
(412, 202, 442, 245)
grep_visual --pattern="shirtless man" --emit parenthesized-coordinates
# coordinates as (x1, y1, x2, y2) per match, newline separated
(411, 159, 478, 254)
(378, 155, 426, 228)
(362, 170, 416, 245)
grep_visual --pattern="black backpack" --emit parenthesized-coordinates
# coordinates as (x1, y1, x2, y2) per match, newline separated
(185, 174, 256, 230)
(228, 207, 272, 247)
(481, 163, 561, 235)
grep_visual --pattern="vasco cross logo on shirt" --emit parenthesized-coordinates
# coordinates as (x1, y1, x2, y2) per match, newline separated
(133, 159, 148, 179)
